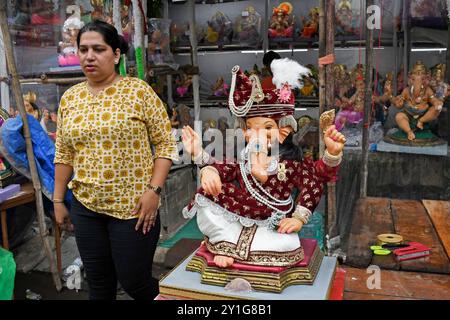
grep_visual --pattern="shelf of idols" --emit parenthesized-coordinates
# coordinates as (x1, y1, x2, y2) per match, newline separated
(169, 0, 250, 5)
(171, 42, 263, 55)
(148, 64, 199, 77)
(172, 98, 318, 109)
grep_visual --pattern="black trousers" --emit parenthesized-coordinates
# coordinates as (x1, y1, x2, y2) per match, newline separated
(69, 197, 160, 300)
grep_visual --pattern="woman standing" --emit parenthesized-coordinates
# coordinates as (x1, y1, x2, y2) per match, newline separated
(53, 20, 177, 300)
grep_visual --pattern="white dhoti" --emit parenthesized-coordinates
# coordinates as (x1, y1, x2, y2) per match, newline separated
(184, 195, 304, 267)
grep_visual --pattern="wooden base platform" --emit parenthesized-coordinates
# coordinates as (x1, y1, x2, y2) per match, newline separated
(346, 197, 450, 274)
(186, 241, 324, 293)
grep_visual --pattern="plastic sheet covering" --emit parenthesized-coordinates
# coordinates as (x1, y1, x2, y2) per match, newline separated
(0, 114, 70, 202)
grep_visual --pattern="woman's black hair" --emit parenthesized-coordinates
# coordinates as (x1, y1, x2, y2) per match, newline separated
(76, 20, 129, 58)
(263, 51, 281, 76)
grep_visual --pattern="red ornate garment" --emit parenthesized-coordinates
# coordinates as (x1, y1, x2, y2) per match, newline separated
(186, 157, 338, 221)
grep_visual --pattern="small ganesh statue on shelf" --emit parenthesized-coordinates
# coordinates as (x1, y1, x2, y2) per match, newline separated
(300, 7, 320, 38)
(386, 61, 444, 144)
(268, 2, 295, 38)
(211, 76, 229, 98)
(235, 6, 262, 45)
(175, 73, 193, 98)
(372, 72, 395, 124)
(180, 58, 346, 291)
(429, 63, 449, 100)
(335, 0, 360, 36)
(58, 5, 84, 67)
(334, 71, 365, 131)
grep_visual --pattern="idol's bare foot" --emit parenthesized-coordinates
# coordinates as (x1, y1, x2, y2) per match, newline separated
(417, 120, 424, 130)
(214, 255, 234, 268)
(407, 130, 415, 141)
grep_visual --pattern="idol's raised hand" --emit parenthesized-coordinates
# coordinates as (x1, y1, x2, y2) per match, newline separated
(181, 125, 202, 158)
(323, 125, 346, 156)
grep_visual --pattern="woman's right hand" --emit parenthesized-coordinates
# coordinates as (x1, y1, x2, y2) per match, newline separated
(181, 125, 202, 158)
(201, 167, 222, 197)
(54, 203, 73, 231)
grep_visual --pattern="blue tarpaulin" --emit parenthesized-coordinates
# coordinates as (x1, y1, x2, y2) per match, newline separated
(0, 114, 71, 202)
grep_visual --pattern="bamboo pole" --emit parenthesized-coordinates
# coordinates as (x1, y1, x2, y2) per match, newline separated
(318, 0, 326, 157)
(393, 11, 398, 95)
(0, 2, 62, 291)
(325, 0, 338, 241)
(113, 0, 121, 34)
(360, 0, 374, 198)
(402, 0, 409, 84)
(188, 0, 201, 187)
(446, 19, 450, 83)
(263, 0, 270, 53)
(163, 0, 174, 107)
(0, 30, 9, 112)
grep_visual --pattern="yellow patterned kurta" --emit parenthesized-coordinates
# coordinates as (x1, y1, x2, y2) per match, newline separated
(54, 77, 178, 219)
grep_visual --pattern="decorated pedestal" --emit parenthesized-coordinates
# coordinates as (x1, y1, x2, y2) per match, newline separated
(186, 238, 323, 293)
(384, 126, 446, 147)
(379, 128, 448, 156)
(159, 238, 337, 300)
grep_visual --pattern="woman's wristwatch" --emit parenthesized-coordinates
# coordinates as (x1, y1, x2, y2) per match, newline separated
(147, 184, 162, 196)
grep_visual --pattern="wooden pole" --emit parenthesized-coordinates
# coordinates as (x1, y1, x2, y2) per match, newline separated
(360, 0, 374, 198)
(113, 0, 121, 34)
(163, 0, 174, 107)
(0, 30, 9, 112)
(393, 12, 398, 95)
(446, 20, 450, 83)
(318, 0, 326, 157)
(188, 0, 201, 187)
(402, 0, 409, 83)
(263, 0, 270, 53)
(325, 0, 338, 241)
(0, 2, 62, 291)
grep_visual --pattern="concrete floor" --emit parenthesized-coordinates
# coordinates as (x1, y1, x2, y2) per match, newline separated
(13, 263, 170, 300)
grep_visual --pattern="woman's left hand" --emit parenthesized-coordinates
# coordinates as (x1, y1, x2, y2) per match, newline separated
(323, 125, 346, 156)
(133, 190, 159, 234)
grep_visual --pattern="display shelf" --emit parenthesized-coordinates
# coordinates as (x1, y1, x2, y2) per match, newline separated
(173, 98, 318, 108)
(170, 0, 249, 5)
(172, 42, 262, 54)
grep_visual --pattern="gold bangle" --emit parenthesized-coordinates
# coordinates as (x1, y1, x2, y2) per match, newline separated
(199, 166, 219, 179)
(53, 199, 64, 203)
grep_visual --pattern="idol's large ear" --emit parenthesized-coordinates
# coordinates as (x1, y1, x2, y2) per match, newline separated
(279, 115, 297, 132)
(278, 127, 293, 144)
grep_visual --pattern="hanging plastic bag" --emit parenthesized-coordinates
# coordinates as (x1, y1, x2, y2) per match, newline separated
(204, 11, 233, 45)
(235, 6, 262, 46)
(148, 18, 178, 70)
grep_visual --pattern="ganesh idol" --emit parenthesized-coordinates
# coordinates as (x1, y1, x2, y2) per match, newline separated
(389, 61, 444, 142)
(181, 58, 346, 272)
